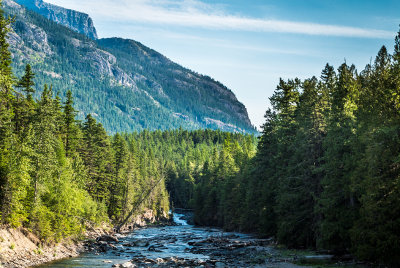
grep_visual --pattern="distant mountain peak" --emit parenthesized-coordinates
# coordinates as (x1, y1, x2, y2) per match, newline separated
(14, 0, 98, 39)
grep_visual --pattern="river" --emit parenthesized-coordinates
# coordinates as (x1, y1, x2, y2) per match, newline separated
(36, 213, 349, 267)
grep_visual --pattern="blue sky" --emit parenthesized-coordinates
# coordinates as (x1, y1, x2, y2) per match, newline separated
(46, 0, 400, 129)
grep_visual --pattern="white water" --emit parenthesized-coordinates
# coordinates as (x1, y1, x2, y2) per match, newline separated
(173, 212, 189, 226)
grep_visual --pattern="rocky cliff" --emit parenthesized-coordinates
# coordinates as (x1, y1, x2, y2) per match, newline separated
(14, 0, 98, 39)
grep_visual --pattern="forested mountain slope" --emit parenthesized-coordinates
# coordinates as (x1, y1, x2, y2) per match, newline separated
(3, 0, 255, 133)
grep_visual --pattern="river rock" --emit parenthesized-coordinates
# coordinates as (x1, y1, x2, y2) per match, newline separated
(144, 258, 157, 264)
(97, 235, 119, 243)
(121, 261, 136, 268)
(156, 258, 165, 263)
(113, 262, 136, 268)
(98, 243, 109, 252)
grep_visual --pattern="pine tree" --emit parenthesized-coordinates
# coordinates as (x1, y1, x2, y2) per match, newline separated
(30, 85, 59, 206)
(248, 109, 278, 236)
(317, 63, 359, 252)
(109, 133, 129, 219)
(349, 42, 400, 265)
(63, 90, 78, 157)
(276, 77, 327, 248)
(81, 114, 113, 204)
(17, 64, 35, 99)
(0, 3, 15, 222)
(12, 64, 37, 135)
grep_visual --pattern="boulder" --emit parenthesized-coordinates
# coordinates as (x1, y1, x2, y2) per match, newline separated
(121, 261, 135, 268)
(96, 235, 119, 243)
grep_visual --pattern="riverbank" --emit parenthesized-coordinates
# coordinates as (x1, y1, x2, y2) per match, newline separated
(0, 227, 90, 268)
(0, 209, 168, 268)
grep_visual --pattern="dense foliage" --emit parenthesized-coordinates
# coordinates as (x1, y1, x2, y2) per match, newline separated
(156, 130, 258, 210)
(0, 3, 257, 244)
(0, 4, 171, 242)
(191, 32, 400, 266)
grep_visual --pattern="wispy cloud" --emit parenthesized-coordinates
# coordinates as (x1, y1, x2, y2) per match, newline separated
(46, 0, 393, 39)
(123, 29, 313, 56)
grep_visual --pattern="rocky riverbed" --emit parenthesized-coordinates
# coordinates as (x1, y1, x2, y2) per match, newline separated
(33, 212, 368, 268)
(109, 234, 297, 268)
(37, 213, 338, 268)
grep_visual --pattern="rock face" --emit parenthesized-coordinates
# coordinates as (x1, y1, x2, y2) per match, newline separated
(14, 0, 98, 39)
(118, 209, 171, 233)
(0, 228, 82, 268)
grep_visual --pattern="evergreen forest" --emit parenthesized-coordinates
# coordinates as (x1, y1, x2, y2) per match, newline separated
(191, 36, 400, 266)
(0, 2, 256, 244)
(1, 2, 400, 267)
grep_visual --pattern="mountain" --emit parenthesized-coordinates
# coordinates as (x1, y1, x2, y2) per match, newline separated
(14, 0, 98, 39)
(3, 0, 256, 133)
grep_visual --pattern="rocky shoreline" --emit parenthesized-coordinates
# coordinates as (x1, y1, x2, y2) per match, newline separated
(0, 209, 167, 268)
(0, 227, 92, 268)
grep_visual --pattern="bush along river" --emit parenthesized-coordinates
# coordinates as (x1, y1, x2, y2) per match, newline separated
(36, 212, 363, 268)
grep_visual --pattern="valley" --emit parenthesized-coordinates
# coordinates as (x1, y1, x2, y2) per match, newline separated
(1, 0, 400, 267)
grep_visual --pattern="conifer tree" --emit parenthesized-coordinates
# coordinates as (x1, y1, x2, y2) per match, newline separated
(81, 114, 113, 204)
(12, 64, 36, 135)
(248, 109, 278, 236)
(30, 85, 59, 205)
(63, 90, 78, 157)
(0, 3, 15, 222)
(317, 63, 359, 252)
(349, 42, 400, 265)
(17, 64, 35, 99)
(109, 133, 129, 219)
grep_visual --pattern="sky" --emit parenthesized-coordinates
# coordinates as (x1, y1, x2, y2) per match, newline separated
(46, 0, 400, 129)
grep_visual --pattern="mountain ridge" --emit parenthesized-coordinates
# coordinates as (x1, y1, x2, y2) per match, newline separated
(3, 0, 256, 133)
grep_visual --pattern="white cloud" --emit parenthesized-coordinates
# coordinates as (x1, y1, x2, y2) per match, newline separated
(46, 0, 393, 39)
(124, 29, 311, 55)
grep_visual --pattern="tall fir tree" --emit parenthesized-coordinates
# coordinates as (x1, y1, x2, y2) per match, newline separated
(63, 90, 79, 157)
(0, 3, 15, 222)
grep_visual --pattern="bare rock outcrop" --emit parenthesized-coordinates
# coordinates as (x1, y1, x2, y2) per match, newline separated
(0, 228, 81, 268)
(15, 0, 98, 39)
